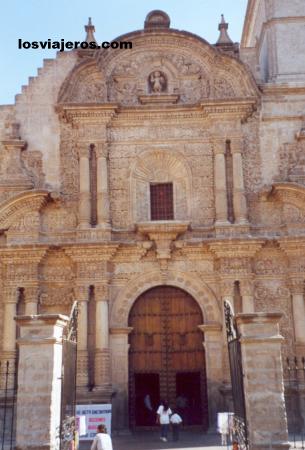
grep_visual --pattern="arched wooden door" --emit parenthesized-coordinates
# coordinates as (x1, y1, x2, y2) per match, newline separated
(128, 286, 208, 429)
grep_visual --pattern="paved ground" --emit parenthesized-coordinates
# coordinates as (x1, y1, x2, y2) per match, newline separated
(80, 431, 225, 450)
(79, 431, 305, 450)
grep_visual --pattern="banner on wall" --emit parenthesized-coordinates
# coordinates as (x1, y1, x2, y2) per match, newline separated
(76, 404, 112, 440)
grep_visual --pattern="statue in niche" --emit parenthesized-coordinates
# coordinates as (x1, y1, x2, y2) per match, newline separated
(149, 71, 167, 93)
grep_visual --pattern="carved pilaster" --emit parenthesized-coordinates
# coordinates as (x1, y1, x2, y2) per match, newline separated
(289, 278, 305, 346)
(231, 138, 248, 225)
(95, 142, 110, 228)
(213, 139, 229, 225)
(77, 143, 91, 229)
(239, 279, 255, 313)
(2, 287, 18, 352)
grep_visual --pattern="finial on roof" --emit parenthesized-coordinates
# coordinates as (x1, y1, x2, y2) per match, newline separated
(216, 14, 233, 45)
(144, 10, 170, 30)
(84, 17, 97, 43)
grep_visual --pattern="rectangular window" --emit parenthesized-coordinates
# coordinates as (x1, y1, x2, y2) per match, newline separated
(150, 183, 174, 220)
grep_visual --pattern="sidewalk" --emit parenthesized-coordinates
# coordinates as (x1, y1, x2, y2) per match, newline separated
(80, 431, 225, 450)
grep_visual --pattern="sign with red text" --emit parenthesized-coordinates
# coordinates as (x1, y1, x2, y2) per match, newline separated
(76, 404, 112, 440)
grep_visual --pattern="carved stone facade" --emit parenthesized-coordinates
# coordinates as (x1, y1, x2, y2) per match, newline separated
(1, 5, 305, 431)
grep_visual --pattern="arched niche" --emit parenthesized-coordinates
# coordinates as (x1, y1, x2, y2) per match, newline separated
(130, 149, 192, 224)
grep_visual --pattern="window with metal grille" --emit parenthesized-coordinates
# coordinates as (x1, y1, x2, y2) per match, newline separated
(150, 183, 174, 220)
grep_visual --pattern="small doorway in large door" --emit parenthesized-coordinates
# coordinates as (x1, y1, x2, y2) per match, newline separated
(176, 372, 203, 425)
(128, 286, 208, 430)
(134, 373, 160, 426)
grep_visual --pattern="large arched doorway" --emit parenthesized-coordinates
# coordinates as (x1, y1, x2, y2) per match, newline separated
(128, 286, 208, 429)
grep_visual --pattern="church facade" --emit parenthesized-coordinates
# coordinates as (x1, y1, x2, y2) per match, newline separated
(0, 0, 305, 430)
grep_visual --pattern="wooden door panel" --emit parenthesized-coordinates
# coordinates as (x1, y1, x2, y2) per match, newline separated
(129, 286, 208, 428)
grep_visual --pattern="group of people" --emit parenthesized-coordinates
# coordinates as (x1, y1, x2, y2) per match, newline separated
(90, 400, 183, 449)
(156, 400, 183, 442)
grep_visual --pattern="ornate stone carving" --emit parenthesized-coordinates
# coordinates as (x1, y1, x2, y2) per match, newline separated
(41, 204, 77, 232)
(39, 286, 75, 306)
(136, 221, 189, 261)
(58, 64, 106, 104)
(214, 78, 235, 98)
(279, 140, 305, 185)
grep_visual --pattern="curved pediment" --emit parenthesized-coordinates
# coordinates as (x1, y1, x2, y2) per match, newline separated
(58, 27, 259, 107)
(253, 183, 305, 232)
(57, 60, 107, 104)
(0, 189, 50, 229)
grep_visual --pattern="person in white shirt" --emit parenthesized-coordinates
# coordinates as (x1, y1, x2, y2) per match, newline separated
(170, 411, 183, 441)
(90, 424, 113, 450)
(156, 400, 172, 442)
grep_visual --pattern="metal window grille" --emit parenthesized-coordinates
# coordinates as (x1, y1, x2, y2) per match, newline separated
(0, 360, 17, 450)
(150, 183, 174, 220)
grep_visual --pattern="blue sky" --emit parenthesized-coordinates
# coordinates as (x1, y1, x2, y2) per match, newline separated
(0, 0, 248, 105)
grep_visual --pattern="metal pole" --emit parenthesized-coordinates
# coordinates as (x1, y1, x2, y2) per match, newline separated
(1, 361, 9, 450)
(9, 363, 17, 450)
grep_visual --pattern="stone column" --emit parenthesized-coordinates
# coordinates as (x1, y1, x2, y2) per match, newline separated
(198, 323, 223, 430)
(76, 286, 89, 389)
(78, 143, 91, 229)
(240, 279, 255, 313)
(110, 327, 133, 430)
(94, 284, 111, 391)
(15, 314, 69, 450)
(213, 140, 229, 225)
(290, 278, 305, 346)
(231, 139, 248, 224)
(24, 285, 39, 315)
(2, 287, 18, 353)
(96, 143, 110, 228)
(236, 313, 289, 450)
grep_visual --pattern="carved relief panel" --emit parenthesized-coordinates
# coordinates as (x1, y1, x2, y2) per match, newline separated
(38, 250, 75, 314)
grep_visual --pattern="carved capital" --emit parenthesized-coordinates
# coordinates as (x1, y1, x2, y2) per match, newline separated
(239, 279, 254, 297)
(220, 280, 234, 297)
(95, 283, 109, 301)
(3, 287, 19, 304)
(24, 285, 39, 303)
(77, 143, 90, 158)
(289, 278, 304, 295)
(75, 285, 89, 301)
(212, 139, 226, 155)
(95, 142, 108, 158)
(230, 137, 244, 154)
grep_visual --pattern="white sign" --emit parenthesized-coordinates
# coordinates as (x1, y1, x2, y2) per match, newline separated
(76, 404, 112, 440)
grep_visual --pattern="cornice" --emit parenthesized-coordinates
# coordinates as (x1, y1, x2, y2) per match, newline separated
(56, 103, 118, 125)
(261, 83, 305, 96)
(209, 239, 264, 258)
(0, 247, 48, 263)
(63, 243, 119, 261)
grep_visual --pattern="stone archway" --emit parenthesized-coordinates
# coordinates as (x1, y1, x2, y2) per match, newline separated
(110, 270, 221, 328)
(110, 271, 223, 430)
